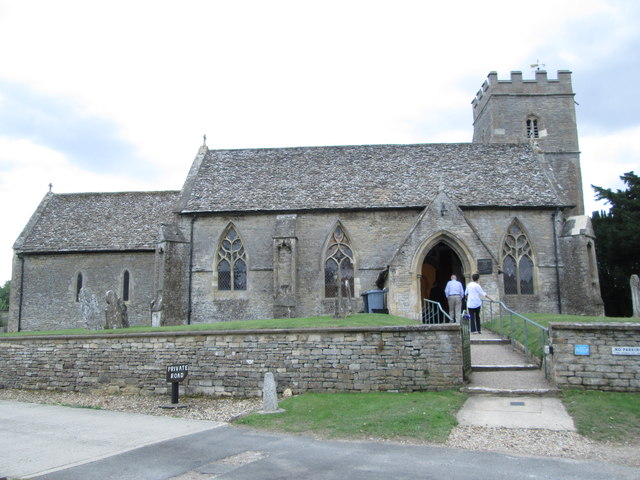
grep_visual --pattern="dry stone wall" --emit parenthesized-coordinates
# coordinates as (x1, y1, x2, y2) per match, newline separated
(0, 325, 463, 397)
(549, 323, 640, 391)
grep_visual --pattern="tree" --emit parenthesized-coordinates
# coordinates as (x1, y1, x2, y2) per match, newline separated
(0, 280, 9, 311)
(591, 171, 640, 317)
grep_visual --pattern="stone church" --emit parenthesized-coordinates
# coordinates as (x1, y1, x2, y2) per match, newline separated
(8, 70, 604, 332)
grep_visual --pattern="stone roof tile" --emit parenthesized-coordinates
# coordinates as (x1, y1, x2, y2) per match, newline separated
(16, 191, 180, 253)
(178, 143, 566, 213)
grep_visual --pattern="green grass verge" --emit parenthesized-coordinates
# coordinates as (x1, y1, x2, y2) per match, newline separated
(0, 314, 419, 337)
(561, 390, 640, 443)
(523, 313, 640, 327)
(485, 312, 640, 359)
(234, 390, 467, 444)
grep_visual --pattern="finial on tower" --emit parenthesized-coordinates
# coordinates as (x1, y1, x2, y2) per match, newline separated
(203, 134, 207, 146)
(48, 183, 53, 192)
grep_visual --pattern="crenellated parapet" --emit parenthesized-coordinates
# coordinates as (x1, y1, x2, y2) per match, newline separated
(472, 70, 573, 121)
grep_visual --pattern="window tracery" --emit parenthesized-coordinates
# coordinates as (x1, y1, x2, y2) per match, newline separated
(217, 226, 247, 291)
(324, 224, 354, 298)
(502, 222, 534, 295)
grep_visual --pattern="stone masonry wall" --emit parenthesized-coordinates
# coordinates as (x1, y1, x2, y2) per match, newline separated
(549, 323, 640, 392)
(10, 251, 156, 332)
(0, 325, 463, 397)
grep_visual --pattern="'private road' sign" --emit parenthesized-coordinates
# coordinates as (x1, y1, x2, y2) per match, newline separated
(612, 346, 640, 356)
(166, 364, 189, 382)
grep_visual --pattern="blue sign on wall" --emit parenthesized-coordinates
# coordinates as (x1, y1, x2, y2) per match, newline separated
(574, 344, 590, 356)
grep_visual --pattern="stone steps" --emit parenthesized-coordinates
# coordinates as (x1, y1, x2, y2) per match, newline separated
(466, 331, 554, 397)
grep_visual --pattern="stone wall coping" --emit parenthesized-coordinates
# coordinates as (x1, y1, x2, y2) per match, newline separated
(0, 323, 459, 342)
(549, 322, 640, 332)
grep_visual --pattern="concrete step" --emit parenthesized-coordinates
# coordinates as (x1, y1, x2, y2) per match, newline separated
(470, 338, 510, 345)
(460, 386, 560, 397)
(472, 364, 539, 372)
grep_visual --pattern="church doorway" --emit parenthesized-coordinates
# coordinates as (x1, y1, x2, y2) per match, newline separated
(420, 242, 465, 319)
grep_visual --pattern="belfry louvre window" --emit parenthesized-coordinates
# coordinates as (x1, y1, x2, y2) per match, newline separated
(502, 222, 534, 295)
(324, 224, 354, 297)
(526, 116, 539, 138)
(217, 226, 247, 291)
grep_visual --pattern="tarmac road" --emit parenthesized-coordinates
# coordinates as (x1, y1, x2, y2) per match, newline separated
(2, 400, 639, 480)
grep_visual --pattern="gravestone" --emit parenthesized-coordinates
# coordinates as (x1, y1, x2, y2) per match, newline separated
(150, 292, 163, 327)
(631, 275, 640, 318)
(79, 288, 101, 330)
(105, 290, 129, 329)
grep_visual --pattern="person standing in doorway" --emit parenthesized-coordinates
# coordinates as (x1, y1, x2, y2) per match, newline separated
(444, 274, 464, 322)
(465, 273, 493, 333)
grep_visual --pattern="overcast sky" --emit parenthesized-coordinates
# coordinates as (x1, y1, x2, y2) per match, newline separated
(1, 0, 639, 283)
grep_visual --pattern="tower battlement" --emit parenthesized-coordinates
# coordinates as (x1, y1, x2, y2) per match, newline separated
(472, 70, 573, 120)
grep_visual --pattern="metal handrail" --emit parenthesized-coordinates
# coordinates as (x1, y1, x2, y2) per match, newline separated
(482, 299, 550, 378)
(422, 299, 454, 324)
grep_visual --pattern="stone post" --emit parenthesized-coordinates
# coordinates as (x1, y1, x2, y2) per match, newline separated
(631, 274, 640, 317)
(262, 372, 281, 413)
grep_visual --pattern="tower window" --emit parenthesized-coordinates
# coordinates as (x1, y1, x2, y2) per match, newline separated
(526, 117, 539, 138)
(216, 225, 247, 291)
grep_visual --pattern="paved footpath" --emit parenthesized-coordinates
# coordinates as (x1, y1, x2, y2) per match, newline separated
(2, 400, 639, 480)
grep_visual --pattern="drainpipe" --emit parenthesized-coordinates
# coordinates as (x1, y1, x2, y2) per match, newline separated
(551, 211, 562, 314)
(187, 215, 196, 324)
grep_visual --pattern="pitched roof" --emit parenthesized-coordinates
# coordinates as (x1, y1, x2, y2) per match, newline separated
(15, 191, 180, 253)
(177, 143, 568, 213)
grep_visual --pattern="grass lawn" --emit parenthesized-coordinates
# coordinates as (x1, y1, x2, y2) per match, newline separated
(0, 313, 419, 337)
(524, 313, 640, 327)
(235, 390, 467, 444)
(562, 390, 640, 443)
(484, 312, 640, 358)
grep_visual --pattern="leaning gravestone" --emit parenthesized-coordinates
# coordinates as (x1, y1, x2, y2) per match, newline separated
(631, 274, 640, 318)
(105, 290, 129, 329)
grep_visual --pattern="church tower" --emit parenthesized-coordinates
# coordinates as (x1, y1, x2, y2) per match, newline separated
(471, 70, 584, 214)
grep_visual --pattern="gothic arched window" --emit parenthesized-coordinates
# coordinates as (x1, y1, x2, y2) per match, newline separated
(217, 225, 247, 291)
(502, 222, 535, 295)
(324, 224, 354, 298)
(122, 270, 130, 301)
(526, 116, 540, 138)
(75, 272, 83, 302)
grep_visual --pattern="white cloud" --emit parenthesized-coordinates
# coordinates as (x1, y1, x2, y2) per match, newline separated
(581, 126, 640, 214)
(0, 0, 638, 282)
(0, 137, 156, 280)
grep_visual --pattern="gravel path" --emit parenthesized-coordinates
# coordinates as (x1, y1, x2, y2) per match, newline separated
(1, 389, 637, 468)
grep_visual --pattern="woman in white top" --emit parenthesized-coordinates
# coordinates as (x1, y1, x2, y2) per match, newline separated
(464, 273, 493, 333)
